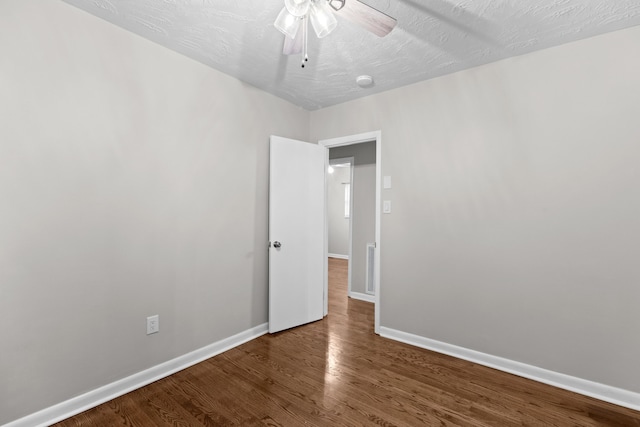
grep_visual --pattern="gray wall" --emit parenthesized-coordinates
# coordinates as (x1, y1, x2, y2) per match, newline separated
(0, 0, 308, 424)
(311, 27, 640, 393)
(327, 165, 350, 256)
(330, 143, 376, 295)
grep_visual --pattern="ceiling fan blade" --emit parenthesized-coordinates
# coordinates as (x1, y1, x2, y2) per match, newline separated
(282, 26, 303, 55)
(338, 0, 397, 37)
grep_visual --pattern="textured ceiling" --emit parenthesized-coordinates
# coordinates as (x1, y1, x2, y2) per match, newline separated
(62, 0, 640, 110)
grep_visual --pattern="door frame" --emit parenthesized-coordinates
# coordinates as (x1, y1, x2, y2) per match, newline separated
(319, 131, 382, 334)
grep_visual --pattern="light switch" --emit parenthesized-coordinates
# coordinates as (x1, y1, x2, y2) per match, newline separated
(383, 200, 391, 214)
(383, 176, 392, 189)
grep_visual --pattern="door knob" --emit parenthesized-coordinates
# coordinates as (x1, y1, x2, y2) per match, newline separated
(273, 241, 282, 248)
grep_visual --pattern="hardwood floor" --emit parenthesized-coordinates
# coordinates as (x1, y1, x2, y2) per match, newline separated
(56, 258, 640, 426)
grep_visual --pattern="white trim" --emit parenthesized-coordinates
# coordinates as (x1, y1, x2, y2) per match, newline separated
(373, 133, 381, 334)
(5, 323, 269, 427)
(328, 253, 349, 260)
(319, 131, 382, 335)
(380, 327, 640, 412)
(349, 291, 375, 303)
(347, 160, 354, 299)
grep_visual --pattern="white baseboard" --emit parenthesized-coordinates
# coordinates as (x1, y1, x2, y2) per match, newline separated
(349, 291, 375, 303)
(5, 323, 269, 427)
(328, 253, 349, 260)
(380, 327, 640, 412)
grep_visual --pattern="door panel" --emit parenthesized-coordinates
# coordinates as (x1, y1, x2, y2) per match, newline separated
(269, 136, 325, 333)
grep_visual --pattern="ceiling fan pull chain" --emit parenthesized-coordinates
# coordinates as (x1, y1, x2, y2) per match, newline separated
(302, 14, 309, 68)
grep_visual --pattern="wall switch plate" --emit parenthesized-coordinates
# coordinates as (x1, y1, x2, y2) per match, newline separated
(383, 200, 391, 214)
(383, 176, 392, 189)
(146, 315, 159, 335)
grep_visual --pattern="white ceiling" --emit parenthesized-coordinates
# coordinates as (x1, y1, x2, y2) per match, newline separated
(62, 0, 640, 110)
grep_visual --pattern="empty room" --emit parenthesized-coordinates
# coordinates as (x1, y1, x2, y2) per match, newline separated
(1, 0, 640, 426)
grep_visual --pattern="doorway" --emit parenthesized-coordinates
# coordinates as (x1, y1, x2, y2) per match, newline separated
(328, 144, 376, 304)
(320, 131, 382, 334)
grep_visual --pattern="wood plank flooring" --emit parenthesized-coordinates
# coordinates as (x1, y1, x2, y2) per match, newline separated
(56, 258, 640, 426)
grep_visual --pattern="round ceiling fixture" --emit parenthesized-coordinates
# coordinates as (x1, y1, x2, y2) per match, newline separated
(356, 75, 374, 88)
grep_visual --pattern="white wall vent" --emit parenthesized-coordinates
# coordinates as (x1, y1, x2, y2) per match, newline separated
(366, 243, 375, 295)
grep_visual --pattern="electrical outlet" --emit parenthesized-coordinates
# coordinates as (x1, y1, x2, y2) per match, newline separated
(146, 315, 159, 335)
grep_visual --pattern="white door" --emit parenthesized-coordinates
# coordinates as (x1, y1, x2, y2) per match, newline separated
(269, 136, 326, 333)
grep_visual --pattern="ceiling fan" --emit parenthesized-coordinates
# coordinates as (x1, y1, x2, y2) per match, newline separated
(274, 0, 397, 67)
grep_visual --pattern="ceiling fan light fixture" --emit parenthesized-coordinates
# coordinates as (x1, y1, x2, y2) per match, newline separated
(328, 0, 345, 12)
(310, 0, 337, 38)
(284, 0, 311, 17)
(274, 7, 301, 39)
